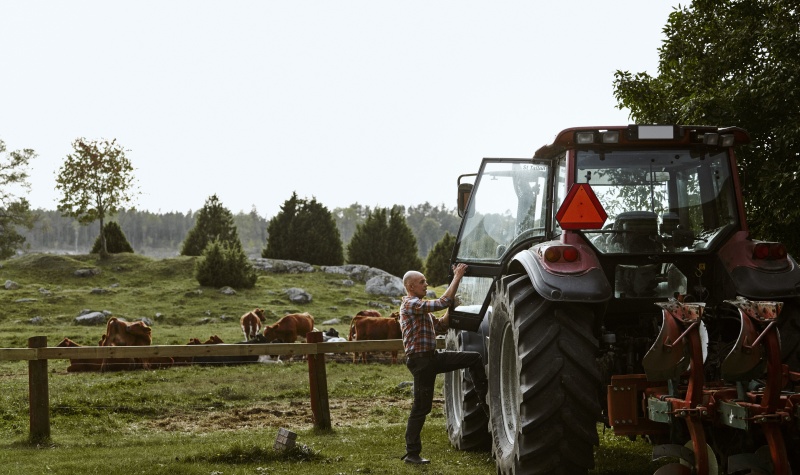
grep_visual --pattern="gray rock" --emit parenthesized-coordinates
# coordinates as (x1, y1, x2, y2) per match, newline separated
(341, 279, 354, 287)
(365, 274, 404, 297)
(38, 288, 52, 296)
(285, 287, 312, 304)
(368, 301, 391, 309)
(219, 286, 236, 295)
(251, 258, 315, 273)
(28, 316, 44, 325)
(74, 268, 100, 277)
(426, 290, 437, 298)
(4, 280, 20, 290)
(90, 288, 108, 295)
(322, 318, 340, 325)
(140, 317, 154, 326)
(75, 311, 108, 325)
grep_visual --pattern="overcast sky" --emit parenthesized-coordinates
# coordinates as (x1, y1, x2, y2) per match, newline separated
(1, 1, 679, 218)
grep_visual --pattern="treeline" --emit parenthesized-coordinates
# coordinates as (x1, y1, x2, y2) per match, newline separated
(19, 201, 461, 259)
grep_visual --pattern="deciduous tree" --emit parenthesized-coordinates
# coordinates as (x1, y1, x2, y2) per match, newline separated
(0, 139, 36, 259)
(55, 138, 138, 257)
(613, 0, 800, 254)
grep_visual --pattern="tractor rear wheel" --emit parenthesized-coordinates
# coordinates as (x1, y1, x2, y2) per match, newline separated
(444, 328, 491, 451)
(488, 273, 600, 475)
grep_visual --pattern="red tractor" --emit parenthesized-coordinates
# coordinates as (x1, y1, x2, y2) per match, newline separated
(443, 125, 800, 474)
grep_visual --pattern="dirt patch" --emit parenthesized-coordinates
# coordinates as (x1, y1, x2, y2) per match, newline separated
(143, 396, 416, 434)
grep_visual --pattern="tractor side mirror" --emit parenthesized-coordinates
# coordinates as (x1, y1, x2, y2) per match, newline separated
(457, 183, 473, 218)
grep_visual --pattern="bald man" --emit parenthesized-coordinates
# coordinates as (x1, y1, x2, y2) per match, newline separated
(398, 263, 488, 465)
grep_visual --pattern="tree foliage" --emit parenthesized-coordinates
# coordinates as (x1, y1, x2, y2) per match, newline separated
(613, 0, 800, 254)
(91, 221, 134, 254)
(347, 207, 423, 276)
(181, 195, 242, 256)
(55, 138, 138, 257)
(263, 193, 344, 266)
(424, 232, 456, 286)
(195, 238, 257, 289)
(0, 140, 36, 259)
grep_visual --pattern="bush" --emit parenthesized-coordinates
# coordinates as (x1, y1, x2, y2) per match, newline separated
(91, 221, 134, 254)
(195, 239, 257, 289)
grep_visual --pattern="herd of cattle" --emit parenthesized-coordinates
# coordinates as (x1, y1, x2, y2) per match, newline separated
(57, 309, 404, 372)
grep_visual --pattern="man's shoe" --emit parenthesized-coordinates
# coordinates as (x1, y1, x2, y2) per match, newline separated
(403, 454, 430, 465)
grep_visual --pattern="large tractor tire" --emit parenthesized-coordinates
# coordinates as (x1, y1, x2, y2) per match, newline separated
(488, 273, 600, 475)
(444, 328, 491, 451)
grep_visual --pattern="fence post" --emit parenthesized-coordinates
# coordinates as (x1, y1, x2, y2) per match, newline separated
(28, 336, 50, 442)
(306, 331, 331, 430)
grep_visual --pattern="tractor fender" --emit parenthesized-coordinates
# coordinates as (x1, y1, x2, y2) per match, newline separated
(718, 231, 800, 299)
(511, 248, 612, 303)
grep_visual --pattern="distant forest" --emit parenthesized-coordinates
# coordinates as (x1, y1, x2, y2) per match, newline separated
(19, 202, 462, 260)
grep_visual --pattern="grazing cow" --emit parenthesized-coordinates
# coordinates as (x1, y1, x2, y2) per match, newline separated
(173, 338, 204, 365)
(240, 308, 266, 341)
(192, 335, 259, 366)
(262, 313, 315, 344)
(100, 317, 173, 371)
(57, 337, 104, 372)
(204, 335, 224, 344)
(350, 312, 402, 364)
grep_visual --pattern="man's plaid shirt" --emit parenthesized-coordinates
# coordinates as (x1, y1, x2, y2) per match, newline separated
(399, 295, 451, 355)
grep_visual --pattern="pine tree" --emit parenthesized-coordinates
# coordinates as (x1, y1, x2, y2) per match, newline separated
(386, 207, 423, 276)
(347, 208, 389, 267)
(180, 194, 242, 256)
(263, 192, 299, 259)
(287, 198, 344, 265)
(263, 193, 344, 265)
(91, 221, 134, 254)
(424, 232, 456, 286)
(347, 207, 422, 276)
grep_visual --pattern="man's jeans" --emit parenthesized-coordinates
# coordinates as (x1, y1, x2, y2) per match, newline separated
(404, 350, 486, 456)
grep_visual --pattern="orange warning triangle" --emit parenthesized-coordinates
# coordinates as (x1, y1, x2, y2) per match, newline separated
(555, 183, 607, 229)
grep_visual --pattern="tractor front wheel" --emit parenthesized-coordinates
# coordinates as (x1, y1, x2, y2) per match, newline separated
(488, 273, 600, 474)
(444, 327, 491, 451)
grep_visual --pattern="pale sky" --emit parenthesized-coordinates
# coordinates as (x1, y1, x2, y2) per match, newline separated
(1, 1, 679, 218)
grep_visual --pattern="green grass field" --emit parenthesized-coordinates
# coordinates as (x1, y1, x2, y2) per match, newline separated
(0, 253, 660, 474)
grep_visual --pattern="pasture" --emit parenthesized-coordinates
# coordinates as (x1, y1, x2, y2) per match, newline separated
(0, 253, 658, 474)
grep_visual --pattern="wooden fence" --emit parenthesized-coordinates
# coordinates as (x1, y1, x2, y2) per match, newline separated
(0, 333, 446, 442)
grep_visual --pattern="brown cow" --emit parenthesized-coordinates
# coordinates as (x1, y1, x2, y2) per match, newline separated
(350, 312, 402, 364)
(262, 313, 315, 344)
(240, 308, 266, 341)
(57, 337, 104, 372)
(100, 317, 172, 371)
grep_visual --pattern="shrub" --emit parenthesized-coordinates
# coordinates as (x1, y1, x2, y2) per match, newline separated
(91, 221, 134, 254)
(195, 239, 257, 289)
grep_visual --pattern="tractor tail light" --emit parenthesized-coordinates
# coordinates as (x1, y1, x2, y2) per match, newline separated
(753, 242, 787, 260)
(543, 245, 580, 263)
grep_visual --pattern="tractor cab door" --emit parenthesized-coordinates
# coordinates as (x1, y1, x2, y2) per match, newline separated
(448, 158, 556, 331)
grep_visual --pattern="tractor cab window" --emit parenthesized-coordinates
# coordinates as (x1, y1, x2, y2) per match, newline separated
(456, 160, 552, 263)
(576, 149, 738, 254)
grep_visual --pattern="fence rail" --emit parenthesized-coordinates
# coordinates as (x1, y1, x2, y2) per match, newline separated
(2, 334, 446, 442)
